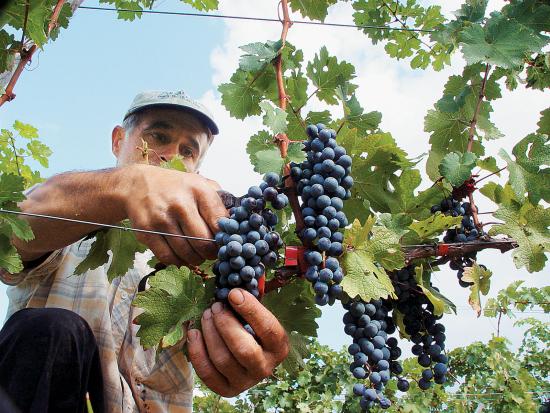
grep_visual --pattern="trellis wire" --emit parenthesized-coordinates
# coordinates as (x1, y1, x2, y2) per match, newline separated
(77, 5, 435, 33)
(0, 208, 217, 242)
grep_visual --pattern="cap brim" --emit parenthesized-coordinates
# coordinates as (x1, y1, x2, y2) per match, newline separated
(125, 103, 219, 135)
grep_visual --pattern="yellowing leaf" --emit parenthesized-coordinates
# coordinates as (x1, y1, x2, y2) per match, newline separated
(462, 262, 493, 316)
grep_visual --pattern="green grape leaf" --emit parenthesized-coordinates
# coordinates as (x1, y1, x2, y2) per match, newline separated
(461, 262, 493, 316)
(499, 134, 550, 204)
(133, 266, 215, 349)
(181, 0, 219, 11)
(476, 156, 500, 174)
(0, 205, 34, 241)
(26, 140, 52, 168)
(414, 265, 456, 316)
(341, 218, 396, 302)
(459, 13, 548, 69)
(0, 234, 23, 274)
(239, 40, 282, 72)
(247, 131, 303, 174)
(0, 174, 26, 204)
(439, 151, 477, 186)
(288, 0, 337, 21)
(160, 155, 187, 172)
(13, 120, 38, 139)
(306, 47, 356, 105)
(287, 110, 332, 141)
(262, 279, 321, 337)
(453, 0, 488, 23)
(537, 107, 550, 135)
(408, 213, 462, 241)
(74, 223, 148, 282)
(218, 70, 263, 119)
(489, 201, 550, 273)
(260, 100, 288, 135)
(280, 332, 310, 376)
(392, 309, 410, 339)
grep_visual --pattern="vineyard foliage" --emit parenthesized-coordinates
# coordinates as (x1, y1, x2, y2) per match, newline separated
(0, 0, 549, 396)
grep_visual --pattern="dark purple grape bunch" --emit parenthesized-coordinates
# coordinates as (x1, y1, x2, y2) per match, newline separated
(290, 123, 352, 306)
(344, 299, 401, 411)
(213, 172, 287, 302)
(432, 197, 486, 288)
(392, 266, 449, 390)
(432, 197, 483, 243)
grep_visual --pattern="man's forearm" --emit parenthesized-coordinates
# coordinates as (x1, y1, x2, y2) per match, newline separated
(13, 167, 131, 261)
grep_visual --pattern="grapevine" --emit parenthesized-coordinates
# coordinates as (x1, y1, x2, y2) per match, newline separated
(0, 0, 549, 412)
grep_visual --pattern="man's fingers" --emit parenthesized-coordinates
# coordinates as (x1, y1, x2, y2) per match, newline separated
(173, 205, 218, 260)
(187, 329, 237, 398)
(210, 302, 270, 380)
(201, 308, 249, 382)
(195, 186, 229, 237)
(227, 289, 289, 360)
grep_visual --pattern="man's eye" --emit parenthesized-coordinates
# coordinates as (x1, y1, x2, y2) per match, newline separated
(181, 147, 194, 158)
(150, 133, 171, 145)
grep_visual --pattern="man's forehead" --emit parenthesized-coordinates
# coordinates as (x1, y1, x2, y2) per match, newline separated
(139, 108, 206, 132)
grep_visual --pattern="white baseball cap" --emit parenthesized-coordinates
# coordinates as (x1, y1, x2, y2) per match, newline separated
(124, 90, 219, 135)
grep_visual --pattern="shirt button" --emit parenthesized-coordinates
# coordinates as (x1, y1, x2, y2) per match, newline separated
(121, 291, 128, 300)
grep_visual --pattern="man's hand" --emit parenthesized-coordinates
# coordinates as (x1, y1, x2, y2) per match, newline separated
(125, 164, 228, 267)
(187, 289, 289, 397)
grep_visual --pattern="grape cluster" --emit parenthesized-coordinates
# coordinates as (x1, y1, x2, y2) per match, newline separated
(213, 172, 287, 303)
(431, 197, 481, 243)
(431, 197, 486, 288)
(290, 123, 352, 306)
(344, 299, 402, 410)
(392, 266, 449, 389)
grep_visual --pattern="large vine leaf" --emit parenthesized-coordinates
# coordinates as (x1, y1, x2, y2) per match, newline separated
(489, 201, 550, 273)
(499, 134, 550, 204)
(239, 40, 282, 72)
(133, 266, 215, 349)
(218, 70, 263, 119)
(462, 262, 493, 316)
(341, 217, 397, 302)
(263, 280, 321, 376)
(260, 100, 288, 135)
(439, 151, 477, 186)
(414, 265, 456, 316)
(537, 107, 550, 135)
(0, 173, 26, 204)
(288, 0, 337, 21)
(0, 234, 23, 274)
(262, 279, 321, 337)
(74, 222, 147, 282)
(306, 47, 356, 105)
(407, 213, 462, 241)
(459, 13, 548, 69)
(247, 131, 304, 174)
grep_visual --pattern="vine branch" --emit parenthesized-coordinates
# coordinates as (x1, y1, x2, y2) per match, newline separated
(466, 63, 491, 231)
(0, 0, 66, 107)
(266, 238, 519, 291)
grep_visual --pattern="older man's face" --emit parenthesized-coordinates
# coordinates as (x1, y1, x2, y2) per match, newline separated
(112, 107, 212, 173)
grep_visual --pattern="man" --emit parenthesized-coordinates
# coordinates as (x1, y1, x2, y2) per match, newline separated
(0, 91, 289, 412)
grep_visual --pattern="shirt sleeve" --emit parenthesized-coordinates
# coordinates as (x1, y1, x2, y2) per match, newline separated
(0, 248, 65, 286)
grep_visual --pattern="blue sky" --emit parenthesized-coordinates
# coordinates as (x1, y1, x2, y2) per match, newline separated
(1, 0, 548, 358)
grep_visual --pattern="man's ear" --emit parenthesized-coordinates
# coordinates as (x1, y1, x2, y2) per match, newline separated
(111, 125, 126, 157)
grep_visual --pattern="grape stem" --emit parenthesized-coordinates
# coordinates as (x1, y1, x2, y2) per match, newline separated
(465, 63, 490, 231)
(272, 0, 292, 158)
(0, 0, 66, 107)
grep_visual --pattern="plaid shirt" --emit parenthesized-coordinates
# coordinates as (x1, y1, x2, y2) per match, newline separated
(1, 237, 193, 412)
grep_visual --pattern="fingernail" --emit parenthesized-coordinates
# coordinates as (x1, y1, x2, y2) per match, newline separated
(188, 329, 198, 342)
(229, 289, 245, 305)
(203, 308, 212, 320)
(211, 302, 224, 314)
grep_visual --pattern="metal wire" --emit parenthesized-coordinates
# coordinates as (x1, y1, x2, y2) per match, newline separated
(77, 5, 435, 33)
(0, 208, 217, 242)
